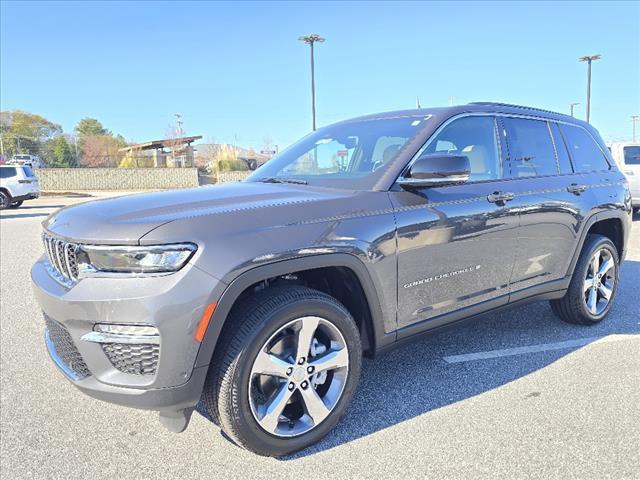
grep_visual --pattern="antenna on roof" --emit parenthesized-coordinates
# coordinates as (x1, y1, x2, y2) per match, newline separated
(416, 96, 421, 109)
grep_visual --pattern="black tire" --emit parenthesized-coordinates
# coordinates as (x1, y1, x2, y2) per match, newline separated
(550, 234, 619, 325)
(8, 200, 23, 209)
(0, 191, 11, 210)
(201, 285, 361, 456)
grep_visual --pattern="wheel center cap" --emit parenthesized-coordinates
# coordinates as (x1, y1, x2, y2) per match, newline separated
(292, 367, 306, 383)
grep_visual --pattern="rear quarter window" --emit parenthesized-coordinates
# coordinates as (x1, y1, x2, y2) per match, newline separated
(623, 146, 640, 165)
(21, 166, 35, 177)
(559, 124, 610, 172)
(0, 167, 17, 179)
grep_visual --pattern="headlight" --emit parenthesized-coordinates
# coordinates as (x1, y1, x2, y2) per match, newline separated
(77, 243, 197, 276)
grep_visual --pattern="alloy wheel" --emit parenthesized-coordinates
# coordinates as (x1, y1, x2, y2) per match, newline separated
(583, 248, 616, 316)
(248, 316, 349, 437)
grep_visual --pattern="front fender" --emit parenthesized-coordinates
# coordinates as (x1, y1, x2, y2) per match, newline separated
(193, 253, 393, 370)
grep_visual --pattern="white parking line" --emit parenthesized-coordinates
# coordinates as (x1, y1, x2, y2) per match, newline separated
(442, 334, 638, 364)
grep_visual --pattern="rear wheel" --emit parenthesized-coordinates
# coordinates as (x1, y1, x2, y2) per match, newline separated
(9, 200, 23, 209)
(0, 191, 10, 210)
(201, 285, 361, 456)
(550, 234, 619, 325)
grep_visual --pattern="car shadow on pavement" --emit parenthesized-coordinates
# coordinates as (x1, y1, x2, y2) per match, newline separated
(13, 204, 65, 209)
(0, 212, 50, 219)
(275, 259, 640, 459)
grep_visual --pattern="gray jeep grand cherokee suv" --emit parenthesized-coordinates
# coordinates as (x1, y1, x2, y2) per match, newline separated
(32, 103, 632, 456)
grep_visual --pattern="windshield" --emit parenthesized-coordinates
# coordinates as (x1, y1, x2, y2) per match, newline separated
(623, 146, 640, 165)
(246, 115, 431, 190)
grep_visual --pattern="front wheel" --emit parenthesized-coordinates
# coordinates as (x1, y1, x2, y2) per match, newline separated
(202, 285, 362, 456)
(550, 234, 619, 325)
(9, 200, 23, 209)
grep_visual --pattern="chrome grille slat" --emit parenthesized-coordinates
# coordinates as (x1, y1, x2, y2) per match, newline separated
(41, 232, 80, 286)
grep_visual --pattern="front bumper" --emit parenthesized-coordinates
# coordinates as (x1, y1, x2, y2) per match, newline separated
(32, 256, 224, 411)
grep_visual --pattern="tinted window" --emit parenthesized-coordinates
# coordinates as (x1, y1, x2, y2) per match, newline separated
(22, 166, 35, 177)
(503, 118, 557, 177)
(549, 122, 573, 174)
(559, 124, 610, 172)
(423, 115, 501, 181)
(0, 167, 17, 179)
(246, 116, 427, 190)
(623, 146, 640, 165)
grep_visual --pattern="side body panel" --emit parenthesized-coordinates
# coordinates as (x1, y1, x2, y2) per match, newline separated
(389, 183, 519, 330)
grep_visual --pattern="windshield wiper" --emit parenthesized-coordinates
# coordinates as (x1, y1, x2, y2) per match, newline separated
(255, 177, 308, 185)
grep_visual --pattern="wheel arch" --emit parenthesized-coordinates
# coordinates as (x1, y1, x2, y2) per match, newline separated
(567, 210, 629, 278)
(194, 253, 387, 369)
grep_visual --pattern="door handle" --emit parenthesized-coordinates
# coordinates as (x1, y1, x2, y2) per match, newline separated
(487, 191, 515, 204)
(567, 183, 587, 195)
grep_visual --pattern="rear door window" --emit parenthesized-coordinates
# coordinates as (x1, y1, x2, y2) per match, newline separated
(549, 122, 574, 174)
(623, 146, 640, 165)
(0, 167, 17, 179)
(559, 124, 610, 172)
(503, 117, 558, 177)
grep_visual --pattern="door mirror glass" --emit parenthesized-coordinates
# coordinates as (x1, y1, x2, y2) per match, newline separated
(398, 153, 470, 189)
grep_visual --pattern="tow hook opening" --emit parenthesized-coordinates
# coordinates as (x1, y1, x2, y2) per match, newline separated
(159, 407, 194, 433)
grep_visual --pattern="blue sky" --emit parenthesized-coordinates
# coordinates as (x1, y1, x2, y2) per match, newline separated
(1, 1, 638, 149)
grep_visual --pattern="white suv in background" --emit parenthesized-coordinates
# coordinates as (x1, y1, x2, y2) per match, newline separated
(9, 154, 45, 168)
(0, 165, 40, 210)
(609, 142, 640, 213)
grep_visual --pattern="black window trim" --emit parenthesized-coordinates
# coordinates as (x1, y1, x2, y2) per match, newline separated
(395, 111, 611, 189)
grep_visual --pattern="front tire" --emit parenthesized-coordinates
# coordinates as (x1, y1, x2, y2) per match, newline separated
(9, 200, 23, 209)
(202, 285, 362, 457)
(550, 234, 619, 325)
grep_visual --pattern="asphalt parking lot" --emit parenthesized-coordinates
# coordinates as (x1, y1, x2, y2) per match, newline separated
(1, 195, 639, 479)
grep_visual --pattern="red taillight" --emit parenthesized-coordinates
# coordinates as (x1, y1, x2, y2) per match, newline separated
(18, 180, 32, 184)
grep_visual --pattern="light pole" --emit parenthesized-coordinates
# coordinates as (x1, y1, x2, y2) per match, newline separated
(570, 102, 580, 117)
(298, 34, 325, 131)
(578, 54, 601, 123)
(632, 115, 639, 142)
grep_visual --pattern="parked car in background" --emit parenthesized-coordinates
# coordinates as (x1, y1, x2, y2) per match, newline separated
(32, 103, 631, 456)
(9, 154, 45, 168)
(0, 165, 40, 209)
(609, 142, 640, 213)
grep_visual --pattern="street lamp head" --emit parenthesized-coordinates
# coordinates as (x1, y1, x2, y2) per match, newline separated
(298, 34, 325, 44)
(579, 54, 602, 62)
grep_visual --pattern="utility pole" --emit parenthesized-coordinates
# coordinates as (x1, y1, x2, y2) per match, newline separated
(570, 102, 580, 117)
(174, 113, 183, 137)
(632, 115, 639, 143)
(578, 54, 601, 123)
(73, 135, 79, 166)
(298, 34, 325, 131)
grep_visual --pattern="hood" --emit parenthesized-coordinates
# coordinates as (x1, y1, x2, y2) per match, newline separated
(43, 182, 353, 244)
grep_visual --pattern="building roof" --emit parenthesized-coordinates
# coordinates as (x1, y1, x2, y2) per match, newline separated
(119, 135, 203, 152)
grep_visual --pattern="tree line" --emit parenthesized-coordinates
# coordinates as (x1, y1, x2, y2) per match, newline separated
(0, 110, 127, 167)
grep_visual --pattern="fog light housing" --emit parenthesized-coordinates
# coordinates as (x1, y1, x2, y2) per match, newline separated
(81, 325, 160, 376)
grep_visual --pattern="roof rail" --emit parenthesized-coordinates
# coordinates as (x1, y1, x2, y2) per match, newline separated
(468, 102, 566, 116)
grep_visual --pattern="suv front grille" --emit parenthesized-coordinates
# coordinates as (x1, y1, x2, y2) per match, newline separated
(44, 315, 91, 379)
(102, 343, 160, 375)
(42, 232, 79, 285)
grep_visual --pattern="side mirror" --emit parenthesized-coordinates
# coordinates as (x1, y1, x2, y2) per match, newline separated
(398, 153, 470, 189)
